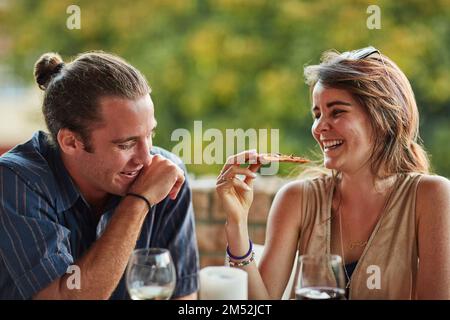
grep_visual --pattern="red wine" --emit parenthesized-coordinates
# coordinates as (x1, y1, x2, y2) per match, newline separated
(295, 287, 346, 300)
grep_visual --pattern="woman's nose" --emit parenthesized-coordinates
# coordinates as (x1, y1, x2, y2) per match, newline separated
(313, 116, 331, 135)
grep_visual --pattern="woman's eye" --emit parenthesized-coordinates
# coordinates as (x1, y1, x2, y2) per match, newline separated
(332, 109, 344, 117)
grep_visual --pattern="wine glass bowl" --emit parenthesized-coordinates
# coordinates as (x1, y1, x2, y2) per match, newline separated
(126, 248, 176, 300)
(295, 254, 346, 300)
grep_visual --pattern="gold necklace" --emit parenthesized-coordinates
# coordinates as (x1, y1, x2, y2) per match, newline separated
(335, 175, 399, 290)
(349, 240, 368, 250)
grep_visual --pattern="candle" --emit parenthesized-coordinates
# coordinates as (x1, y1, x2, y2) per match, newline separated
(199, 266, 248, 300)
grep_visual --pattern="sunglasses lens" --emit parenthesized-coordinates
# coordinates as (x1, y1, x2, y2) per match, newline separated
(341, 47, 379, 60)
(357, 48, 379, 59)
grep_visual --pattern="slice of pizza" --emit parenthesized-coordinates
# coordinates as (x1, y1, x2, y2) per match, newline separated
(258, 153, 310, 164)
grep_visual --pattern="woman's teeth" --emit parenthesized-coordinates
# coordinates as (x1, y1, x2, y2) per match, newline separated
(323, 140, 344, 151)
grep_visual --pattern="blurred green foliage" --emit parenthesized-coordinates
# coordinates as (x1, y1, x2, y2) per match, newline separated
(1, 0, 449, 177)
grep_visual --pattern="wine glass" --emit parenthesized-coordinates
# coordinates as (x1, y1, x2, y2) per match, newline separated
(295, 254, 346, 300)
(126, 248, 176, 300)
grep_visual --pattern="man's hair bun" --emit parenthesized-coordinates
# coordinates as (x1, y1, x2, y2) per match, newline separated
(34, 52, 65, 90)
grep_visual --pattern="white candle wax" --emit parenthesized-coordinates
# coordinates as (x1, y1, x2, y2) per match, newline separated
(199, 266, 248, 300)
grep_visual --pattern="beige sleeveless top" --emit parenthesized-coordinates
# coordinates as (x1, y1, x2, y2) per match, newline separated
(297, 173, 422, 300)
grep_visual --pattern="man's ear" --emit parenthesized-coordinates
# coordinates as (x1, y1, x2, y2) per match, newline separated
(57, 129, 84, 155)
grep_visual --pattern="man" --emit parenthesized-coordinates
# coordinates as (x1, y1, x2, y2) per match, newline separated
(0, 51, 199, 299)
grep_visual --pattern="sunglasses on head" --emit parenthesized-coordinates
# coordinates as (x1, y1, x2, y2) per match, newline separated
(340, 46, 392, 79)
(340, 46, 381, 60)
(338, 46, 404, 111)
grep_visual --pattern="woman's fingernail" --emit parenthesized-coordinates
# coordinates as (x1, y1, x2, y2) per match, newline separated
(250, 173, 257, 178)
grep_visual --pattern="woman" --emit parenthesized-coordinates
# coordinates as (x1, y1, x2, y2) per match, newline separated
(216, 47, 450, 299)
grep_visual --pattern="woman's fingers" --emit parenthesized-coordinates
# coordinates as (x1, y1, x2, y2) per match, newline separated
(216, 166, 258, 194)
(220, 149, 258, 176)
(216, 151, 262, 193)
(218, 166, 257, 184)
(248, 163, 262, 172)
(216, 176, 251, 192)
(231, 176, 252, 191)
(245, 163, 262, 185)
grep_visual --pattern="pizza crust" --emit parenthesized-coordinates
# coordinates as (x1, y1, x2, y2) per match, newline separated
(258, 153, 310, 164)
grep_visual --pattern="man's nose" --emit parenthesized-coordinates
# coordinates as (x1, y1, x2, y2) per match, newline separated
(135, 139, 152, 166)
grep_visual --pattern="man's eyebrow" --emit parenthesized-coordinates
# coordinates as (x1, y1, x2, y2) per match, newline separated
(311, 100, 352, 111)
(110, 123, 158, 144)
(110, 136, 138, 144)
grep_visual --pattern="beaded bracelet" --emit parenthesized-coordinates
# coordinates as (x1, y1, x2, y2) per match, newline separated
(227, 251, 255, 267)
(226, 239, 253, 260)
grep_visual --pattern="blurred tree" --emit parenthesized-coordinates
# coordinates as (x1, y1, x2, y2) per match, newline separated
(1, 0, 449, 177)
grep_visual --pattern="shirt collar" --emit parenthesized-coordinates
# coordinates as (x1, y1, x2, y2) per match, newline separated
(48, 144, 83, 213)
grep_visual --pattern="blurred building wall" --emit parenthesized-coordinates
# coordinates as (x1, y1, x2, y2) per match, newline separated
(191, 176, 286, 268)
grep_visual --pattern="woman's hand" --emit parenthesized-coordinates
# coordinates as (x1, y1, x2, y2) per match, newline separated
(216, 150, 261, 225)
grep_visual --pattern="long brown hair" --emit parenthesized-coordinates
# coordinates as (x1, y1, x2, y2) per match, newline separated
(304, 48, 430, 178)
(34, 51, 150, 152)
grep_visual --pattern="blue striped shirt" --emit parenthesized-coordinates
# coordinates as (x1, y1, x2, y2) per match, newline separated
(0, 131, 199, 299)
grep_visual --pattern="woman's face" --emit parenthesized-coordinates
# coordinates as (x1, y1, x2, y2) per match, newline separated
(311, 82, 374, 174)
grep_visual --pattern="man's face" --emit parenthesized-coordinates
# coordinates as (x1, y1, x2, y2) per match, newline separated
(76, 95, 157, 199)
